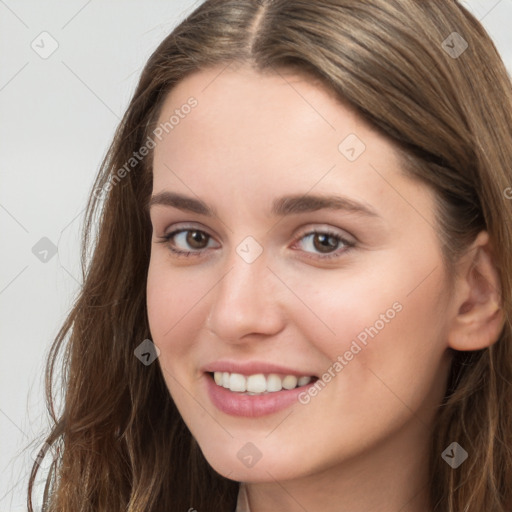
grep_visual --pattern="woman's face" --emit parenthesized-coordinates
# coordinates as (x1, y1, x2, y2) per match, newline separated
(146, 64, 454, 483)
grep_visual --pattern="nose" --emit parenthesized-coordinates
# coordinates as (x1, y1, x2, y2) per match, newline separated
(204, 247, 286, 343)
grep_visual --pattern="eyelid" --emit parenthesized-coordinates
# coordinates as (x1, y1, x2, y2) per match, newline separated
(160, 222, 355, 242)
(161, 222, 219, 242)
(157, 222, 356, 260)
(290, 226, 355, 260)
(294, 223, 356, 243)
(160, 223, 220, 254)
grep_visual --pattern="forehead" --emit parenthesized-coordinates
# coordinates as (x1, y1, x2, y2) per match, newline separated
(156, 64, 367, 145)
(151, 64, 434, 230)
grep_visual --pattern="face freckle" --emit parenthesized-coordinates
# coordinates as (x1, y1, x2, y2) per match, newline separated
(146, 64, 453, 490)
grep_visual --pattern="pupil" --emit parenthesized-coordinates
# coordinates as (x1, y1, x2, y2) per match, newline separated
(188, 231, 207, 249)
(315, 234, 337, 253)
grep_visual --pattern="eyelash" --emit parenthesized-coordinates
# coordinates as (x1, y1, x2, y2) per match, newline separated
(156, 226, 355, 261)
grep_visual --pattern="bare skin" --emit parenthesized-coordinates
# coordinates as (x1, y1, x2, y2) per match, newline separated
(146, 63, 504, 512)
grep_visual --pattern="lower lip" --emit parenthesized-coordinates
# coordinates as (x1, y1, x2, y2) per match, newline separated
(204, 373, 317, 417)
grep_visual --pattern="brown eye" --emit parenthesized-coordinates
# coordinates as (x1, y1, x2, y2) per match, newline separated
(157, 228, 218, 258)
(294, 229, 355, 260)
(186, 230, 210, 249)
(312, 233, 340, 253)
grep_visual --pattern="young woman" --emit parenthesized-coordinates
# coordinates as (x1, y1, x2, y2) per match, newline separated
(28, 1, 512, 511)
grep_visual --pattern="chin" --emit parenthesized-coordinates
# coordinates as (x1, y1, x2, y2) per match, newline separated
(197, 441, 310, 483)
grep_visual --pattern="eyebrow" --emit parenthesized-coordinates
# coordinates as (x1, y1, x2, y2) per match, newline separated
(148, 191, 380, 218)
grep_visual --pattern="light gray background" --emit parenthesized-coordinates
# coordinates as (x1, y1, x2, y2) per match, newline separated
(1, 1, 511, 510)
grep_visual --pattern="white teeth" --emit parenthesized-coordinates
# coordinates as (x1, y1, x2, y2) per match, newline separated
(229, 373, 246, 392)
(266, 374, 282, 392)
(247, 374, 267, 393)
(282, 375, 298, 390)
(212, 371, 314, 394)
(298, 376, 312, 386)
(214, 372, 223, 386)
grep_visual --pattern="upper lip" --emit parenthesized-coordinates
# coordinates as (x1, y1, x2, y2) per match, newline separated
(202, 360, 317, 377)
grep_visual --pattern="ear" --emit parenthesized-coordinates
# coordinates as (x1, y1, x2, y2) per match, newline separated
(447, 231, 505, 351)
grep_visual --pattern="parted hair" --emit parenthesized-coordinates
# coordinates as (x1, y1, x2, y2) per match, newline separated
(28, 1, 512, 510)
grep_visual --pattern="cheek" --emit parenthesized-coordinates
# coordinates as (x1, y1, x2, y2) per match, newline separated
(274, 259, 408, 359)
(146, 259, 195, 355)
(146, 257, 217, 374)
(286, 253, 449, 405)
(146, 260, 202, 414)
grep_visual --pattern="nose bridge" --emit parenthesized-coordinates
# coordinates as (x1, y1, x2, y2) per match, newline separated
(205, 242, 284, 340)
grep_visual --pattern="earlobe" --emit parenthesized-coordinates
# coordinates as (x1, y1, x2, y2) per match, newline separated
(447, 231, 505, 352)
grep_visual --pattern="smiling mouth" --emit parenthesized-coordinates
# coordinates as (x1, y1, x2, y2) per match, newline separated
(207, 371, 318, 395)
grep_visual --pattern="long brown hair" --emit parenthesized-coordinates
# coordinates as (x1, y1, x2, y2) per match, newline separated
(27, 1, 512, 510)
